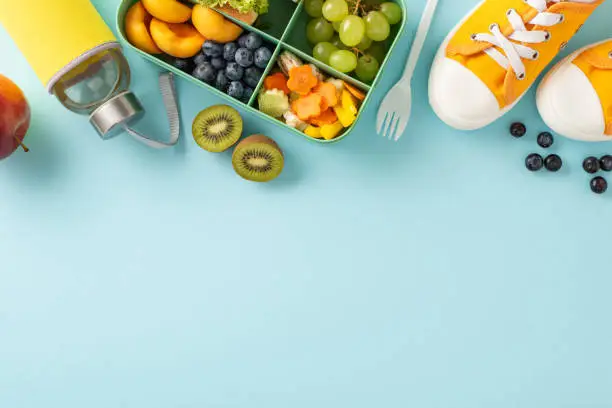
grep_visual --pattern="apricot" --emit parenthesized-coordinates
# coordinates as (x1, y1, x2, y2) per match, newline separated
(192, 5, 243, 44)
(215, 5, 258, 26)
(149, 19, 205, 58)
(125, 2, 162, 55)
(142, 0, 192, 23)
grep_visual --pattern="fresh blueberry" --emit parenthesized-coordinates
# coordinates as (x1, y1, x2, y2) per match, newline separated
(203, 41, 224, 57)
(235, 48, 254, 67)
(172, 58, 193, 72)
(227, 81, 245, 100)
(537, 131, 554, 148)
(583, 156, 600, 174)
(193, 52, 209, 66)
(544, 154, 563, 172)
(242, 86, 254, 103)
(237, 34, 249, 48)
(223, 42, 238, 62)
(211, 57, 226, 70)
(590, 176, 608, 194)
(192, 62, 217, 84)
(243, 67, 262, 88)
(225, 62, 244, 81)
(600, 155, 612, 171)
(215, 70, 229, 92)
(254, 47, 272, 69)
(525, 153, 544, 172)
(244, 33, 263, 50)
(510, 122, 527, 138)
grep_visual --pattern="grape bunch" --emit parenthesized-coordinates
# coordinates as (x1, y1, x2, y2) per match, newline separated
(304, 0, 402, 82)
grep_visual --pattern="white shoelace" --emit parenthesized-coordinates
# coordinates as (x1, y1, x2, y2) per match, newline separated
(472, 0, 596, 80)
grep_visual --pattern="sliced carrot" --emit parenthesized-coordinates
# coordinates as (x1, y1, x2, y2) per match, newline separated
(264, 73, 290, 94)
(288, 65, 319, 96)
(313, 82, 338, 112)
(292, 93, 323, 121)
(310, 108, 338, 126)
(343, 81, 366, 101)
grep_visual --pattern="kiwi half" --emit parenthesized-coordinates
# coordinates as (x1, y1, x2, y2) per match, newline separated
(232, 135, 284, 182)
(192, 105, 243, 152)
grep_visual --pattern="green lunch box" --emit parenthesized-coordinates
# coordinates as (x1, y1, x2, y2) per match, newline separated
(116, 0, 407, 143)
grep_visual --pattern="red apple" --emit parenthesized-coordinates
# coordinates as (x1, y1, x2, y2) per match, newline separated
(0, 74, 30, 159)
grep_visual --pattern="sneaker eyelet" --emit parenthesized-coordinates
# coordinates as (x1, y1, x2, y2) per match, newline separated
(470, 34, 478, 41)
(517, 72, 526, 80)
(544, 31, 551, 41)
(558, 13, 565, 23)
(608, 51, 612, 59)
(506, 8, 514, 16)
(489, 23, 499, 31)
(532, 51, 539, 60)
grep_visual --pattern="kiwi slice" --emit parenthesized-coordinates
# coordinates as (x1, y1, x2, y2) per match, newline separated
(232, 135, 284, 182)
(192, 105, 243, 152)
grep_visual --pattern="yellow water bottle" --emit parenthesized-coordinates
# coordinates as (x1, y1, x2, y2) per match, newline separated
(0, 0, 180, 148)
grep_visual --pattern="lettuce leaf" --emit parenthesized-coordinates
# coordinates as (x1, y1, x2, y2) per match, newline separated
(191, 0, 269, 14)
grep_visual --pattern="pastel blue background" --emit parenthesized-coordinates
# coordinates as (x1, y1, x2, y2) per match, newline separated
(1, 0, 611, 406)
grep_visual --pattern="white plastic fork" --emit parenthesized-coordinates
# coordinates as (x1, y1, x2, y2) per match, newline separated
(377, 0, 440, 141)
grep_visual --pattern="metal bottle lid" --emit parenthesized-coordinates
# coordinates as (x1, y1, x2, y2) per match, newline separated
(89, 91, 144, 139)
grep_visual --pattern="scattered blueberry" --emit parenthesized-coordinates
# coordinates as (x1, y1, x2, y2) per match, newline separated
(544, 154, 563, 172)
(600, 155, 612, 171)
(211, 57, 226, 70)
(225, 62, 244, 81)
(193, 52, 209, 66)
(227, 81, 245, 100)
(223, 42, 238, 62)
(537, 131, 554, 148)
(583, 156, 600, 174)
(590, 176, 608, 194)
(243, 67, 262, 88)
(192, 62, 217, 84)
(244, 33, 263, 50)
(172, 58, 193, 72)
(242, 86, 254, 103)
(235, 48, 254, 67)
(214, 70, 229, 92)
(203, 41, 224, 57)
(510, 122, 527, 138)
(254, 47, 272, 69)
(525, 153, 544, 171)
(237, 34, 249, 48)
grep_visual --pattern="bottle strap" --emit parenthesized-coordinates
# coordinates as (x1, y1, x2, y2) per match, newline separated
(122, 72, 181, 149)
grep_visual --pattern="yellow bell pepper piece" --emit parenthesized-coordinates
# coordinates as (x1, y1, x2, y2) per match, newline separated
(320, 122, 344, 140)
(333, 106, 357, 128)
(341, 90, 358, 116)
(304, 125, 322, 139)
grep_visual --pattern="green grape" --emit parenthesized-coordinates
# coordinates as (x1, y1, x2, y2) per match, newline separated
(367, 42, 387, 62)
(329, 50, 357, 73)
(339, 15, 365, 47)
(355, 55, 379, 82)
(306, 18, 335, 44)
(313, 42, 338, 64)
(357, 35, 372, 51)
(304, 0, 324, 17)
(322, 0, 349, 22)
(365, 11, 390, 41)
(331, 35, 349, 50)
(380, 2, 403, 25)
(333, 20, 342, 32)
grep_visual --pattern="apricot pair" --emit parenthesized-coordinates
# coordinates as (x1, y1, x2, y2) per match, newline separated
(125, 1, 204, 58)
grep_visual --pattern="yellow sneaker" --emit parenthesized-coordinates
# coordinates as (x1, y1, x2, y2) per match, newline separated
(537, 39, 612, 141)
(428, 0, 605, 130)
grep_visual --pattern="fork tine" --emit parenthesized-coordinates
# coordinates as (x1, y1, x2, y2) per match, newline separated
(383, 112, 395, 138)
(388, 114, 399, 140)
(377, 112, 388, 135)
(393, 114, 408, 141)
